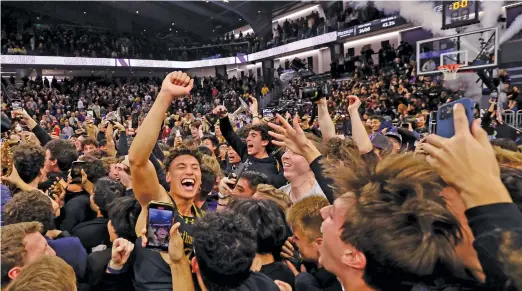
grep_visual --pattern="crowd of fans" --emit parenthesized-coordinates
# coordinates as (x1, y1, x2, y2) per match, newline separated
(1, 53, 522, 291)
(2, 3, 522, 290)
(2, 3, 389, 61)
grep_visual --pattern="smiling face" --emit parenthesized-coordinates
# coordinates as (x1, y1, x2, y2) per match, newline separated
(246, 130, 268, 157)
(282, 149, 311, 181)
(156, 227, 168, 239)
(371, 119, 381, 132)
(167, 155, 201, 200)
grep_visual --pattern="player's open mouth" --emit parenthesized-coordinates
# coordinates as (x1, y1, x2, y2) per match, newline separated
(181, 178, 195, 191)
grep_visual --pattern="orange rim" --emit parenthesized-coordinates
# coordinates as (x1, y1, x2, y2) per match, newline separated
(437, 64, 462, 72)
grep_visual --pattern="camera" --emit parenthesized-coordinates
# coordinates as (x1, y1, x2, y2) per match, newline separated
(301, 83, 330, 103)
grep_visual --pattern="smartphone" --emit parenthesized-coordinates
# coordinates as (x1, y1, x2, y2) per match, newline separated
(12, 100, 22, 110)
(176, 130, 181, 138)
(436, 98, 475, 138)
(70, 161, 86, 184)
(146, 201, 174, 251)
(401, 122, 410, 129)
(226, 162, 247, 189)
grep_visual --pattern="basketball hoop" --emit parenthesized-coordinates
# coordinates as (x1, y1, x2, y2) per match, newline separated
(437, 64, 462, 80)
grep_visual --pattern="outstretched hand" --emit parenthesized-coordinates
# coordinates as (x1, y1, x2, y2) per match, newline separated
(268, 114, 311, 158)
(161, 71, 194, 100)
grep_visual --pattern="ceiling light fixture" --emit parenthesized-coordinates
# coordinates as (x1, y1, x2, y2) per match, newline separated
(172, 22, 175, 26)
(176, 30, 178, 33)
(169, 28, 172, 31)
(144, 29, 146, 32)
(83, 11, 86, 14)
(258, 11, 261, 13)
(136, 10, 139, 14)
(239, 18, 242, 21)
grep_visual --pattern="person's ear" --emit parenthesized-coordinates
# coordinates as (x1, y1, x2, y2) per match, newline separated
(341, 249, 366, 270)
(261, 140, 269, 147)
(166, 172, 171, 183)
(8, 267, 22, 281)
(191, 257, 199, 274)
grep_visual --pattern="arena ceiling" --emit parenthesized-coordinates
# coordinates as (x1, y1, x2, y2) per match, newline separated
(2, 1, 311, 41)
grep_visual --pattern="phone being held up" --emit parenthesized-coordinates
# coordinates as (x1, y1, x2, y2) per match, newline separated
(435, 98, 475, 138)
(70, 161, 86, 185)
(146, 201, 174, 251)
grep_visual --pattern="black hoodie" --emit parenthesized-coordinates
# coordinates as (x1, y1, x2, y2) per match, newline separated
(220, 116, 287, 188)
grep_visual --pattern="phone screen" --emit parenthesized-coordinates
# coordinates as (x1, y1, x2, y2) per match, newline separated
(146, 203, 174, 251)
(70, 161, 85, 184)
(176, 130, 181, 137)
(12, 101, 22, 110)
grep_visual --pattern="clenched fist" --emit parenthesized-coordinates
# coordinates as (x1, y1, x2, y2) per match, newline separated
(160, 71, 194, 100)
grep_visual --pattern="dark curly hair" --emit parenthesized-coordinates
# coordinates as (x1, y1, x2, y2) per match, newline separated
(163, 145, 201, 172)
(3, 190, 54, 234)
(228, 199, 289, 254)
(108, 196, 141, 242)
(45, 139, 78, 172)
(13, 144, 45, 184)
(79, 154, 108, 183)
(193, 211, 257, 290)
(81, 137, 99, 151)
(93, 177, 126, 218)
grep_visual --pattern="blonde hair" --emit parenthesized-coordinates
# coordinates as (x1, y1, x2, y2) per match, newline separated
(286, 195, 329, 242)
(254, 184, 292, 211)
(201, 155, 222, 177)
(6, 256, 76, 291)
(494, 146, 522, 169)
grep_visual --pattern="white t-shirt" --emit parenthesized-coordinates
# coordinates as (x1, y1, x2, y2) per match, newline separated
(279, 180, 325, 203)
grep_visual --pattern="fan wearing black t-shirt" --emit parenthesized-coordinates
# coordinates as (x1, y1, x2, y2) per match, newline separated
(128, 71, 203, 291)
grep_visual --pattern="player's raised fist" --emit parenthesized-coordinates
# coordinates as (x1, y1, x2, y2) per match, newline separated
(161, 71, 194, 99)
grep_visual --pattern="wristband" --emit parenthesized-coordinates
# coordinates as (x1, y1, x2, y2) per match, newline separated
(253, 115, 259, 119)
(107, 260, 124, 274)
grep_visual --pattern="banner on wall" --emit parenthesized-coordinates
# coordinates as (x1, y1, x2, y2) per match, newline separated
(336, 15, 407, 40)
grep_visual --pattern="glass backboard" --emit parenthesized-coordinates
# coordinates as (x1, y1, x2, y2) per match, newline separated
(416, 26, 499, 75)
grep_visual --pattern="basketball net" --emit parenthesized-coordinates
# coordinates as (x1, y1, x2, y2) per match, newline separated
(437, 64, 462, 81)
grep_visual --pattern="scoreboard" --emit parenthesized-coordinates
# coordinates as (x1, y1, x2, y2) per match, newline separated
(442, 0, 480, 29)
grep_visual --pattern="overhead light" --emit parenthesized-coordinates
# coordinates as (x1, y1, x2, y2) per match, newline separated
(83, 11, 86, 14)
(36, 17, 40, 20)
(239, 18, 242, 21)
(176, 30, 178, 33)
(223, 0, 228, 2)
(91, 71, 94, 73)
(144, 29, 146, 32)
(169, 28, 172, 31)
(213, 30, 215, 32)
(69, 71, 72, 73)
(258, 11, 261, 13)
(112, 71, 114, 73)
(136, 10, 139, 14)
(172, 22, 175, 26)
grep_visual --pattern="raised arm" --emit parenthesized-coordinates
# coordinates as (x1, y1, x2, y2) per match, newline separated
(128, 71, 194, 206)
(347, 95, 373, 154)
(248, 95, 261, 125)
(316, 97, 336, 140)
(105, 123, 117, 157)
(13, 109, 52, 146)
(214, 106, 247, 159)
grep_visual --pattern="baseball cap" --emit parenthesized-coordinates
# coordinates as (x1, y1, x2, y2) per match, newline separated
(371, 134, 392, 150)
(385, 130, 403, 144)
